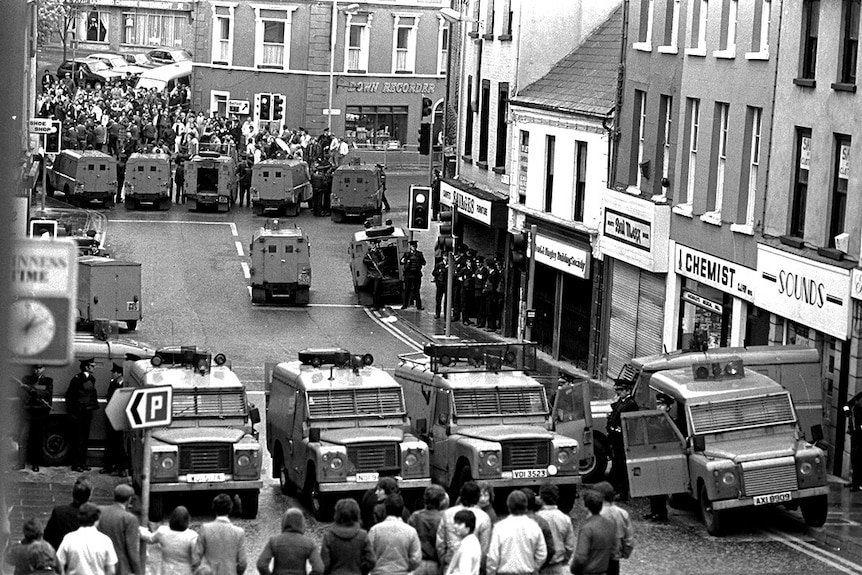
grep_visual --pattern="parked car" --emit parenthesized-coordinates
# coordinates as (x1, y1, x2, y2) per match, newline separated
(146, 48, 192, 66)
(87, 52, 148, 77)
(124, 53, 153, 68)
(56, 58, 123, 85)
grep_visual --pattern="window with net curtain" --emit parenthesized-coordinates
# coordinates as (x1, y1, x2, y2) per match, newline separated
(123, 12, 186, 47)
(345, 106, 409, 147)
(262, 19, 285, 67)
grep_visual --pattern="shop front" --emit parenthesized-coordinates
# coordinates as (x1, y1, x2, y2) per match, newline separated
(525, 220, 595, 371)
(438, 180, 508, 257)
(599, 189, 670, 379)
(754, 243, 854, 476)
(669, 242, 762, 351)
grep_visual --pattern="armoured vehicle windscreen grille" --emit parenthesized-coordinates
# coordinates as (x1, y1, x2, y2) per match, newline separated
(741, 458, 799, 496)
(307, 388, 405, 419)
(453, 388, 547, 417)
(502, 440, 550, 470)
(173, 389, 247, 418)
(689, 392, 795, 434)
(347, 444, 399, 472)
(179, 443, 231, 474)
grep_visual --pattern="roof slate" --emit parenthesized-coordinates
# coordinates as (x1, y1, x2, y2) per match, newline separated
(512, 6, 622, 117)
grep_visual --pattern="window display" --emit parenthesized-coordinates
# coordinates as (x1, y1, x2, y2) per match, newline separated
(345, 105, 408, 148)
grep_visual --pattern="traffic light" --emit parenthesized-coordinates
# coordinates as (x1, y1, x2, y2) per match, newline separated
(511, 231, 528, 267)
(29, 218, 58, 238)
(418, 123, 431, 155)
(273, 95, 284, 121)
(408, 185, 431, 231)
(422, 97, 432, 119)
(436, 208, 456, 252)
(45, 120, 62, 154)
(259, 93, 271, 121)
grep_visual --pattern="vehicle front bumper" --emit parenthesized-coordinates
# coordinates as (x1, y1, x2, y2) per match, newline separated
(150, 479, 263, 492)
(713, 485, 830, 510)
(319, 477, 431, 493)
(472, 473, 582, 490)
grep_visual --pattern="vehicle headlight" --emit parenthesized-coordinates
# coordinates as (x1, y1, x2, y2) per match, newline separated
(328, 456, 344, 471)
(557, 450, 570, 465)
(160, 455, 175, 470)
(483, 452, 499, 467)
(721, 471, 736, 486)
(237, 454, 251, 467)
(800, 461, 813, 475)
(405, 453, 418, 467)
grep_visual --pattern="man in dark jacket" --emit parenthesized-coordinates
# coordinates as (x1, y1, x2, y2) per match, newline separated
(606, 380, 638, 502)
(65, 358, 99, 472)
(431, 259, 448, 319)
(408, 485, 447, 575)
(18, 364, 53, 471)
(845, 391, 862, 492)
(44, 477, 91, 550)
(400, 241, 426, 310)
(571, 490, 618, 575)
(256, 508, 323, 575)
(101, 363, 127, 476)
(321, 498, 374, 575)
(97, 485, 141, 575)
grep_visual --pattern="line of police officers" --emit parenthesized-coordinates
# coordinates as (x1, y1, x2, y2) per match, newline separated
(432, 245, 504, 331)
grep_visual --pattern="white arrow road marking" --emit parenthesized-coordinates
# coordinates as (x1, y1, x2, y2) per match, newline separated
(241, 262, 250, 279)
(766, 529, 862, 574)
(363, 308, 423, 351)
(235, 241, 244, 256)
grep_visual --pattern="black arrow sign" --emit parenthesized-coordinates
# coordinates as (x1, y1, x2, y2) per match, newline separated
(129, 392, 144, 426)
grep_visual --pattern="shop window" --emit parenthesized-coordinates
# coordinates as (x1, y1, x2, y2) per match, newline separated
(798, 0, 820, 83)
(789, 127, 811, 237)
(714, 0, 738, 58)
(479, 80, 491, 165)
(544, 135, 555, 213)
(211, 4, 235, 66)
(517, 130, 529, 204)
(747, 0, 771, 58)
(828, 135, 851, 246)
(122, 11, 186, 48)
(495, 82, 509, 170)
(736, 106, 762, 228)
(254, 7, 297, 70)
(678, 280, 732, 350)
(85, 9, 108, 42)
(345, 105, 409, 148)
(464, 76, 474, 157)
(687, 0, 708, 55)
(634, 0, 655, 51)
(392, 16, 417, 74)
(346, 14, 370, 73)
(837, 0, 860, 86)
(659, 0, 681, 52)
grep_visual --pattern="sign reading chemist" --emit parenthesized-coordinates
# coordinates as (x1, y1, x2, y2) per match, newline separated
(533, 233, 590, 279)
(755, 244, 851, 339)
(675, 244, 756, 302)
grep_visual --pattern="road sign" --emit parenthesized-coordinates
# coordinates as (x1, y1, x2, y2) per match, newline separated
(323, 109, 342, 116)
(228, 99, 250, 115)
(11, 239, 78, 365)
(28, 118, 56, 134)
(106, 388, 135, 431)
(125, 386, 173, 429)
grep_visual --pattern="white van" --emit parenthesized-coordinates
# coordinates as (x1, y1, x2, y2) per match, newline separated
(135, 61, 192, 92)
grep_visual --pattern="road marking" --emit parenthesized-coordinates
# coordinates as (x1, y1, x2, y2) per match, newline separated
(110, 220, 235, 226)
(229, 222, 238, 236)
(364, 308, 424, 351)
(249, 302, 366, 309)
(235, 241, 245, 256)
(766, 529, 862, 574)
(240, 262, 251, 279)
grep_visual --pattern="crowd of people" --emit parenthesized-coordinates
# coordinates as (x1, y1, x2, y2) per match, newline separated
(5, 476, 638, 575)
(431, 245, 504, 331)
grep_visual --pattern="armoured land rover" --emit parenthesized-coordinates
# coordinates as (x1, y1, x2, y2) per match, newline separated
(396, 342, 585, 508)
(249, 219, 311, 305)
(266, 349, 431, 520)
(250, 159, 312, 216)
(184, 142, 238, 212)
(123, 152, 172, 210)
(126, 347, 262, 520)
(621, 357, 829, 535)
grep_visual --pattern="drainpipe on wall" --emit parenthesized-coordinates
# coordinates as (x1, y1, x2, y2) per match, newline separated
(605, 0, 628, 185)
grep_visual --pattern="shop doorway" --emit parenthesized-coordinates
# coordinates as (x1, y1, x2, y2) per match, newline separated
(560, 273, 591, 370)
(532, 264, 556, 354)
(678, 280, 732, 350)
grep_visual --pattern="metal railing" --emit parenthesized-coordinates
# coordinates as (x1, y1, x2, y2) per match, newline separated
(347, 143, 441, 172)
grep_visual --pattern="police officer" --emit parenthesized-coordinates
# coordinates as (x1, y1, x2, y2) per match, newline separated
(400, 240, 426, 310)
(473, 256, 488, 328)
(101, 363, 128, 476)
(644, 392, 674, 521)
(66, 358, 99, 472)
(432, 258, 448, 319)
(364, 240, 388, 311)
(18, 365, 53, 472)
(845, 391, 862, 492)
(458, 255, 476, 325)
(607, 378, 638, 501)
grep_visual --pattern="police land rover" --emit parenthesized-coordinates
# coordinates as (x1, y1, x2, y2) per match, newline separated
(621, 357, 829, 535)
(396, 342, 585, 508)
(126, 347, 262, 520)
(266, 349, 431, 520)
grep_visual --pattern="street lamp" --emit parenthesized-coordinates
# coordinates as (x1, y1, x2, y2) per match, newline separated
(328, 1, 360, 130)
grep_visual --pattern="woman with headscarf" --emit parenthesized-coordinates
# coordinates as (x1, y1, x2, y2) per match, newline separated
(256, 508, 323, 575)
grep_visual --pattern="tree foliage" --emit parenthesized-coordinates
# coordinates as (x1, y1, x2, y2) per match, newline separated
(37, 0, 92, 59)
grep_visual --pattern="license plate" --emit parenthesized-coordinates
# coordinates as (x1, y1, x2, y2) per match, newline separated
(512, 469, 548, 479)
(126, 301, 139, 312)
(753, 491, 792, 505)
(218, 197, 228, 203)
(187, 473, 225, 483)
(355, 472, 379, 482)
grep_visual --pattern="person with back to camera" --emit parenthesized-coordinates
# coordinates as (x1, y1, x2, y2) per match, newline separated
(144, 506, 198, 575)
(367, 494, 421, 575)
(4, 519, 58, 575)
(56, 504, 117, 575)
(592, 482, 633, 575)
(320, 498, 375, 575)
(45, 478, 91, 550)
(436, 481, 491, 574)
(96, 485, 140, 575)
(407, 485, 447, 575)
(570, 491, 617, 575)
(256, 508, 323, 575)
(485, 490, 546, 575)
(537, 484, 575, 575)
(193, 494, 247, 575)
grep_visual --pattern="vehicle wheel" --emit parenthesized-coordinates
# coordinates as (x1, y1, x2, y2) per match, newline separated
(331, 211, 344, 223)
(668, 493, 691, 510)
(148, 494, 164, 523)
(800, 495, 828, 527)
(580, 435, 610, 483)
(449, 461, 473, 501)
(305, 470, 333, 521)
(253, 204, 264, 216)
(160, 197, 171, 211)
(295, 287, 310, 305)
(251, 287, 266, 304)
(699, 482, 726, 536)
(126, 320, 138, 331)
(276, 454, 293, 495)
(288, 203, 300, 217)
(42, 417, 71, 465)
(239, 489, 259, 519)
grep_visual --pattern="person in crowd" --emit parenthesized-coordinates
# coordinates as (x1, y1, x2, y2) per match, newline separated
(320, 498, 374, 575)
(522, 489, 555, 572)
(407, 485, 447, 575)
(477, 482, 497, 524)
(363, 241, 388, 311)
(4, 519, 58, 575)
(570, 491, 617, 575)
(360, 477, 408, 530)
(486, 490, 546, 575)
(41, 69, 55, 94)
(175, 156, 186, 204)
(45, 478, 91, 550)
(593, 482, 633, 575)
(65, 358, 99, 472)
(96, 485, 140, 575)
(400, 241, 426, 310)
(457, 256, 475, 325)
(431, 258, 448, 319)
(193, 494, 247, 575)
(484, 256, 501, 332)
(367, 494, 421, 575)
(18, 364, 53, 472)
(102, 363, 128, 476)
(256, 508, 323, 575)
(473, 258, 488, 328)
(606, 379, 638, 501)
(444, 510, 480, 575)
(145, 506, 198, 575)
(56, 504, 117, 575)
(436, 482, 491, 573)
(375, 164, 390, 212)
(237, 158, 252, 208)
(845, 390, 862, 492)
(537, 484, 575, 575)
